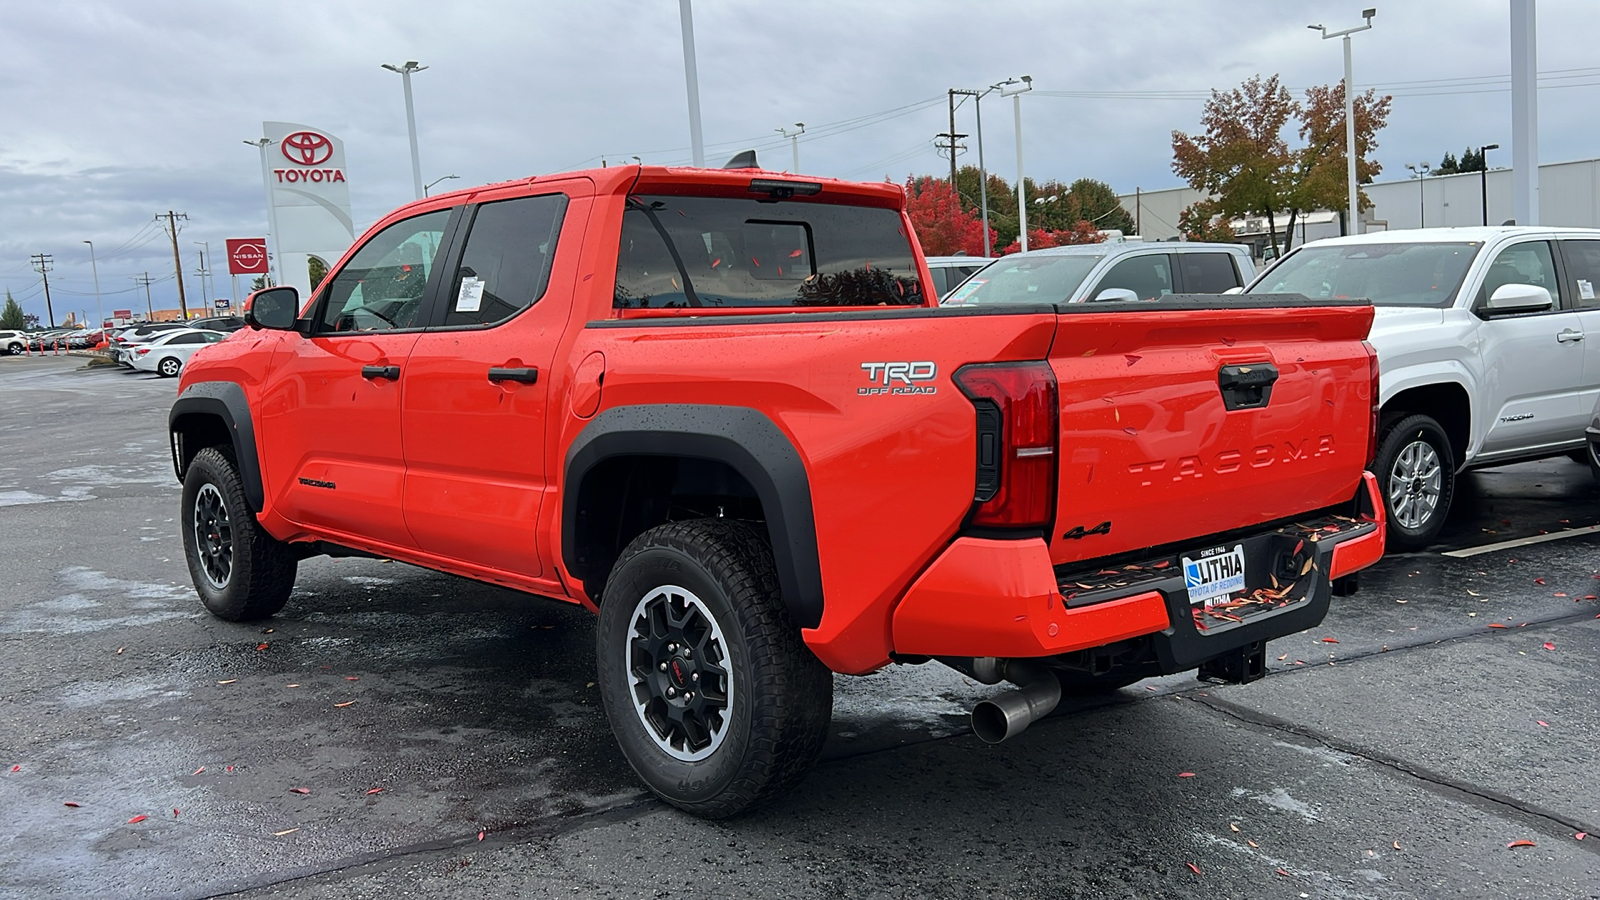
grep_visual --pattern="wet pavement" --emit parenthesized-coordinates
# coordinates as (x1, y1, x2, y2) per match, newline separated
(2, 354, 1598, 899)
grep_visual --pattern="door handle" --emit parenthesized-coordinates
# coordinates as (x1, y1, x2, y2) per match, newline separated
(361, 365, 401, 380)
(487, 366, 539, 384)
(1557, 329, 1585, 343)
(1217, 362, 1279, 411)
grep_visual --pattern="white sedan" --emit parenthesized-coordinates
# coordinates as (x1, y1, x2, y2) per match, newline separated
(130, 329, 227, 377)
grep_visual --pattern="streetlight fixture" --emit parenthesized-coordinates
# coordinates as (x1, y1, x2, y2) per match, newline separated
(81, 240, 102, 334)
(1479, 143, 1500, 225)
(953, 86, 999, 257)
(1310, 8, 1376, 235)
(244, 137, 282, 285)
(423, 174, 460, 196)
(996, 75, 1033, 252)
(1405, 162, 1430, 227)
(381, 60, 429, 200)
(776, 123, 805, 173)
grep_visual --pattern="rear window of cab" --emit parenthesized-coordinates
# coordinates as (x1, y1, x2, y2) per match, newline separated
(613, 195, 924, 308)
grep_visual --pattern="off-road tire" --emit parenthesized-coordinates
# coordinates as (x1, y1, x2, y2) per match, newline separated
(1374, 414, 1456, 551)
(595, 518, 833, 819)
(181, 446, 297, 621)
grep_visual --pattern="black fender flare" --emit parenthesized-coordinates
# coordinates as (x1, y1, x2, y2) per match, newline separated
(563, 404, 823, 629)
(168, 380, 264, 512)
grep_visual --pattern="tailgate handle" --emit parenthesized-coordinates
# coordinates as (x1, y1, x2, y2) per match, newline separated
(487, 366, 539, 384)
(1218, 363, 1278, 411)
(361, 365, 400, 381)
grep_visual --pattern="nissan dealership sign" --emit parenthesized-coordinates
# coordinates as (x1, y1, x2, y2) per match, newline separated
(260, 121, 356, 297)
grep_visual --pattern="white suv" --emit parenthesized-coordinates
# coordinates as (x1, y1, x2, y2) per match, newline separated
(1250, 226, 1600, 549)
(0, 330, 26, 355)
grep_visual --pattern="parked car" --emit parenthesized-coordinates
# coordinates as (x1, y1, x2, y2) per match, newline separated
(130, 329, 226, 377)
(187, 315, 247, 333)
(1248, 225, 1600, 548)
(940, 241, 1256, 306)
(66, 329, 107, 349)
(170, 163, 1382, 818)
(27, 329, 75, 351)
(112, 322, 192, 366)
(0, 330, 26, 354)
(923, 255, 992, 299)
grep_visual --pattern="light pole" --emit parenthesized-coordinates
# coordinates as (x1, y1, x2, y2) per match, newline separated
(776, 123, 805, 173)
(997, 76, 1033, 252)
(954, 87, 997, 257)
(244, 137, 281, 285)
(194, 241, 212, 307)
(81, 240, 102, 333)
(424, 174, 460, 196)
(678, 0, 706, 167)
(1405, 162, 1430, 227)
(1310, 8, 1376, 235)
(1480, 143, 1500, 225)
(381, 60, 429, 200)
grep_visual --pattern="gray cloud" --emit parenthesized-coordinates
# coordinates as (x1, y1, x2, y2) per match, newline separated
(2, 0, 1596, 321)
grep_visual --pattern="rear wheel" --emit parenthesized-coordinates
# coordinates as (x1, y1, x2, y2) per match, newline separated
(157, 356, 182, 377)
(181, 447, 297, 620)
(1374, 414, 1456, 551)
(1587, 438, 1600, 486)
(595, 518, 832, 819)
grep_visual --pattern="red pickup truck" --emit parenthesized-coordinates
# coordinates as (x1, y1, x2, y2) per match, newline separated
(169, 162, 1384, 817)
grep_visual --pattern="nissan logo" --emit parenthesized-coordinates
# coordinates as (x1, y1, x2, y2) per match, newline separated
(281, 131, 333, 166)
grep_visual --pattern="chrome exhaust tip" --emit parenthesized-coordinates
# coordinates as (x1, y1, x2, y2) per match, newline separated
(970, 661, 1062, 744)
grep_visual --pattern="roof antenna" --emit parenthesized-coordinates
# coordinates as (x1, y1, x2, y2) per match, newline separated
(723, 149, 759, 169)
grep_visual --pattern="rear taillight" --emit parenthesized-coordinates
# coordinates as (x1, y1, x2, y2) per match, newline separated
(136, 347, 151, 355)
(1363, 340, 1380, 467)
(953, 361, 1058, 531)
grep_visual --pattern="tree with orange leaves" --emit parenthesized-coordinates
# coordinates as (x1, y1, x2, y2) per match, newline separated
(904, 176, 994, 257)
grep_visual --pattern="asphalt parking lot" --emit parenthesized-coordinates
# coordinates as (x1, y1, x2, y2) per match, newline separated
(2, 353, 1598, 899)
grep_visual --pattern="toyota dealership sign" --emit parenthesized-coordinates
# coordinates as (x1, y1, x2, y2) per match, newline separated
(260, 121, 355, 297)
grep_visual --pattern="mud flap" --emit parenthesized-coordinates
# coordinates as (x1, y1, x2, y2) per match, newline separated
(1197, 639, 1267, 684)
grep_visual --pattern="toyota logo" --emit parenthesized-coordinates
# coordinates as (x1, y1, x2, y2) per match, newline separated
(281, 131, 333, 166)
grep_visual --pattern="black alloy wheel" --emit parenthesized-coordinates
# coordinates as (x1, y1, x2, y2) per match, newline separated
(181, 447, 297, 621)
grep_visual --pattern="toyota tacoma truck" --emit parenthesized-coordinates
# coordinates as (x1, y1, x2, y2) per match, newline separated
(1249, 226, 1600, 549)
(169, 161, 1385, 818)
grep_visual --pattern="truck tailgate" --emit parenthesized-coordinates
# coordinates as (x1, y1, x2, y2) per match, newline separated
(1049, 299, 1375, 567)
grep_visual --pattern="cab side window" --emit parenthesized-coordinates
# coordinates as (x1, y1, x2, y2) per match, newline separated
(441, 194, 568, 328)
(315, 210, 451, 334)
(1480, 241, 1562, 308)
(1098, 254, 1174, 300)
(1178, 252, 1242, 293)
(1560, 240, 1600, 309)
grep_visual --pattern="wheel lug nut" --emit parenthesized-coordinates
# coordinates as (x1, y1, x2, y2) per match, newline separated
(686, 692, 694, 700)
(691, 672, 699, 681)
(666, 687, 677, 698)
(683, 649, 692, 659)
(659, 662, 668, 671)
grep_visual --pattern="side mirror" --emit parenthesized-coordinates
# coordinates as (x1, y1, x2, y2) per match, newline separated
(1484, 283, 1553, 316)
(243, 286, 301, 331)
(1092, 287, 1142, 303)
(1222, 286, 1245, 295)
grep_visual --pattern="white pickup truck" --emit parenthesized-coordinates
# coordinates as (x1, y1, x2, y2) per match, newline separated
(1250, 226, 1600, 549)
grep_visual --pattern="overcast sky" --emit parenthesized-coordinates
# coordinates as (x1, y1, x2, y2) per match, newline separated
(2, 0, 1596, 322)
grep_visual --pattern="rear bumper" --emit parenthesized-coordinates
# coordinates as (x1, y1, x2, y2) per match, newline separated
(891, 472, 1385, 668)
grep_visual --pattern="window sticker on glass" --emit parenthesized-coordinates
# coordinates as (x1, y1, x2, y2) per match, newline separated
(1579, 279, 1595, 301)
(943, 278, 986, 305)
(456, 276, 485, 313)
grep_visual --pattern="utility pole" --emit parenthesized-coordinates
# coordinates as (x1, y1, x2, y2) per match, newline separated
(678, 0, 706, 167)
(948, 90, 959, 187)
(83, 241, 103, 332)
(30, 254, 55, 327)
(934, 132, 967, 177)
(775, 123, 804, 173)
(133, 273, 155, 320)
(159, 211, 189, 320)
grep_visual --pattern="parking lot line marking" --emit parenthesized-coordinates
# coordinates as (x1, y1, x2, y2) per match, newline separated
(1442, 525, 1600, 558)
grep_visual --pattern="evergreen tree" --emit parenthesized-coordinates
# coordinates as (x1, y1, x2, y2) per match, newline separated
(0, 290, 25, 330)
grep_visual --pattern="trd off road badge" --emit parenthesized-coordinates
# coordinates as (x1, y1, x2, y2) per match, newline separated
(859, 361, 937, 396)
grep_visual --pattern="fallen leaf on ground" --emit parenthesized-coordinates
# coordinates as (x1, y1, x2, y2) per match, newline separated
(1577, 832, 1587, 840)
(1277, 654, 1288, 661)
(365, 788, 383, 795)
(478, 830, 485, 841)
(1554, 593, 1567, 598)
(1275, 868, 1290, 877)
(1229, 823, 1239, 832)
(346, 676, 360, 681)
(115, 647, 125, 654)
(273, 828, 298, 836)
(172, 808, 179, 817)
(289, 788, 311, 795)
(1534, 578, 1546, 585)
(1538, 720, 1549, 727)
(9, 765, 18, 772)
(127, 815, 147, 824)
(1467, 589, 1480, 596)
(1507, 839, 1536, 848)
(1320, 637, 1340, 643)
(225, 765, 234, 773)
(1392, 841, 1402, 850)
(286, 684, 300, 688)
(1488, 623, 1509, 629)
(333, 701, 355, 708)
(63, 802, 80, 808)
(256, 643, 269, 651)
(1247, 839, 1259, 848)
(1184, 862, 1201, 874)
(1178, 772, 1196, 778)
(1543, 642, 1556, 650)
(192, 766, 205, 775)
(216, 679, 236, 685)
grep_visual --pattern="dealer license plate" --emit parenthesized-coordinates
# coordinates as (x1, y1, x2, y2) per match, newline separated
(1182, 544, 1246, 608)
